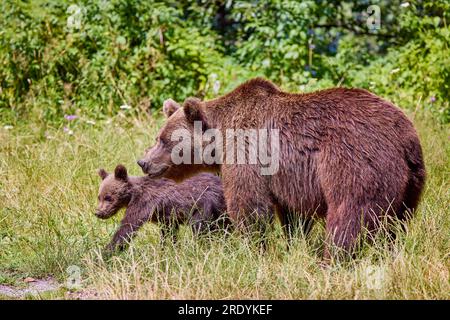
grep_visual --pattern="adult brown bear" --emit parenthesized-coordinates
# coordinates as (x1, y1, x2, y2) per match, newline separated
(138, 78, 425, 258)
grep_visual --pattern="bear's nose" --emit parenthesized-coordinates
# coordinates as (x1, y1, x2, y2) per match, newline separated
(137, 160, 147, 171)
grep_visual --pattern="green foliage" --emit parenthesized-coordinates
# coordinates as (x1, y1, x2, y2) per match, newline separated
(329, 1, 450, 122)
(231, 1, 321, 83)
(0, 0, 232, 123)
(0, 0, 448, 123)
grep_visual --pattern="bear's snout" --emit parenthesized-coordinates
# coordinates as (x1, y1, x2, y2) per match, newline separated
(137, 159, 147, 172)
(138, 160, 169, 178)
(95, 210, 110, 219)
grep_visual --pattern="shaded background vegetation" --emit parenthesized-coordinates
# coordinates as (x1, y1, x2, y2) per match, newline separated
(0, 0, 449, 124)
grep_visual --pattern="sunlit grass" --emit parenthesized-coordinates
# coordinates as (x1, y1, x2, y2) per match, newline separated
(0, 112, 448, 299)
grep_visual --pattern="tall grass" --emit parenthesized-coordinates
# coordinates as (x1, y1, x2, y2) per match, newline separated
(0, 111, 448, 299)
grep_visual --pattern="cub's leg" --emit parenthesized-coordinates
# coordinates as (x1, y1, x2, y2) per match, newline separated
(105, 215, 146, 252)
(190, 205, 214, 236)
(159, 208, 180, 245)
(160, 222, 179, 245)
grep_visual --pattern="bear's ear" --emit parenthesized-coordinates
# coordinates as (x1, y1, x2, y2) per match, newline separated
(162, 99, 180, 118)
(183, 97, 208, 129)
(98, 169, 108, 180)
(114, 164, 128, 181)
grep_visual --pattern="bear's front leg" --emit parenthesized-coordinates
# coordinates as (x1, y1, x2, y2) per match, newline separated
(105, 215, 146, 253)
(222, 166, 275, 249)
(275, 203, 315, 247)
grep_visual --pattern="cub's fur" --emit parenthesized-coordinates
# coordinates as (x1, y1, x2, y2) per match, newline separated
(96, 165, 226, 251)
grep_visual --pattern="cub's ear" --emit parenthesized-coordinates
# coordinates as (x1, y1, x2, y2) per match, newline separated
(183, 97, 208, 129)
(162, 99, 180, 118)
(114, 164, 128, 181)
(98, 169, 108, 180)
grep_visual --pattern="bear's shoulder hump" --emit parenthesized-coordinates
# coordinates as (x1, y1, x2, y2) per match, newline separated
(235, 77, 280, 95)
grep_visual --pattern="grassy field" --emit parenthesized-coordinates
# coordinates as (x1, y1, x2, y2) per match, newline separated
(0, 110, 449, 300)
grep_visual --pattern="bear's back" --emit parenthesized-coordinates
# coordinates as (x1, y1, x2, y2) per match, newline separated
(208, 79, 413, 138)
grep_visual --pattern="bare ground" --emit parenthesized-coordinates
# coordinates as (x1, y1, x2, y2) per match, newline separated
(0, 277, 60, 299)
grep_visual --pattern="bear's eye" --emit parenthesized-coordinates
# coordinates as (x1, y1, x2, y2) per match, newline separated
(159, 137, 168, 146)
(104, 195, 112, 202)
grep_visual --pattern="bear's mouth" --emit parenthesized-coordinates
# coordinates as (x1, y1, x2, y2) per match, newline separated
(145, 163, 170, 178)
(95, 211, 114, 219)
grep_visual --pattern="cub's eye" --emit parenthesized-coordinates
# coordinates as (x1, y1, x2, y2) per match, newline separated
(104, 195, 112, 202)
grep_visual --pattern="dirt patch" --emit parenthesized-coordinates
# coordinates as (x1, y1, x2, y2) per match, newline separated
(0, 277, 99, 300)
(65, 288, 99, 300)
(0, 277, 60, 298)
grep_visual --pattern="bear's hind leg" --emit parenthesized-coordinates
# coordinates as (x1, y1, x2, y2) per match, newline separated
(324, 201, 380, 261)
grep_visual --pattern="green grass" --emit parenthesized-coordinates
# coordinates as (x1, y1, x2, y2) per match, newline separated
(0, 111, 449, 299)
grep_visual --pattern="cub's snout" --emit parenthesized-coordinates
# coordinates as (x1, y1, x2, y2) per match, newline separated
(95, 210, 109, 219)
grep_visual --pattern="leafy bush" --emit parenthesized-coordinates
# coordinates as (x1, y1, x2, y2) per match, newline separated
(0, 0, 448, 123)
(328, 1, 449, 122)
(0, 0, 236, 123)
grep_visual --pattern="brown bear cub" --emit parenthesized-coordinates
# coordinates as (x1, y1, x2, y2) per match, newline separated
(95, 165, 227, 251)
(139, 78, 426, 259)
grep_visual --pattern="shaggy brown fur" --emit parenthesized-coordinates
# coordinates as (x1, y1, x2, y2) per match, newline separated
(138, 78, 426, 257)
(96, 165, 227, 251)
